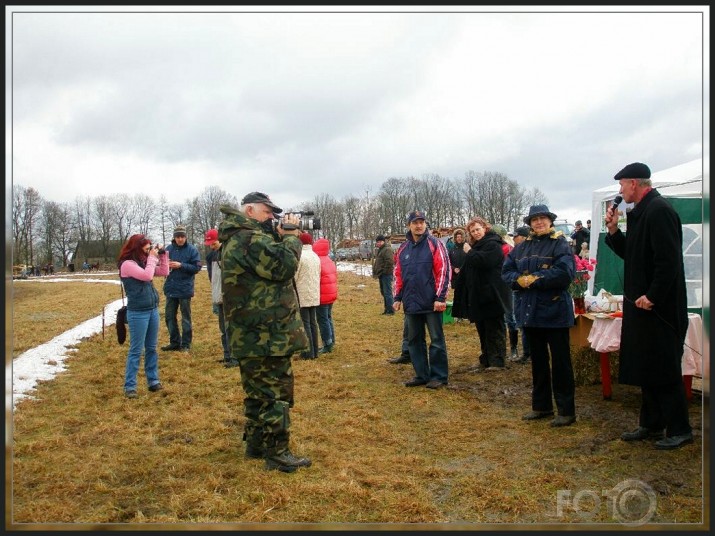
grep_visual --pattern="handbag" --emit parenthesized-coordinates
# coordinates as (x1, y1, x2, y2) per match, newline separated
(116, 282, 128, 344)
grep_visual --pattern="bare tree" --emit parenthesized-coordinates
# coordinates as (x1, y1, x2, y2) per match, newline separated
(377, 177, 412, 236)
(11, 185, 43, 266)
(311, 193, 344, 250)
(191, 186, 237, 236)
(92, 195, 115, 260)
(73, 196, 94, 243)
(342, 195, 361, 240)
(41, 200, 77, 267)
(131, 194, 157, 237)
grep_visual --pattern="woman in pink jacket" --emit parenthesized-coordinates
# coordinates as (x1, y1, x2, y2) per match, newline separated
(312, 238, 338, 353)
(117, 234, 169, 398)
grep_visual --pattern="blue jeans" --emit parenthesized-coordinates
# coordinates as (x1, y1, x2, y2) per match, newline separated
(213, 303, 231, 360)
(124, 307, 161, 391)
(405, 311, 449, 383)
(165, 297, 192, 348)
(317, 304, 335, 346)
(379, 274, 394, 313)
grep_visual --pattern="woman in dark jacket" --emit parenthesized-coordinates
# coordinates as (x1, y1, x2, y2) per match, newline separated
(452, 217, 510, 370)
(502, 205, 576, 427)
(118, 234, 169, 399)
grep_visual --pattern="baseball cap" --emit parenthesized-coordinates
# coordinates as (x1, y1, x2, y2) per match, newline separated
(204, 229, 218, 245)
(241, 191, 282, 214)
(407, 210, 427, 224)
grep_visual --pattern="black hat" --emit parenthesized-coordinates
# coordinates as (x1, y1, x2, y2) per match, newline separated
(514, 226, 530, 238)
(241, 191, 282, 214)
(407, 210, 427, 224)
(375, 234, 386, 242)
(523, 204, 557, 225)
(614, 162, 651, 180)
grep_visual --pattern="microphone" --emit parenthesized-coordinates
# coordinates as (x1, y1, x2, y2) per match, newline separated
(612, 195, 623, 212)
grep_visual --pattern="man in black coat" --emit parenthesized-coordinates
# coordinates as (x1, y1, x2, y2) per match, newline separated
(570, 220, 590, 255)
(604, 162, 693, 450)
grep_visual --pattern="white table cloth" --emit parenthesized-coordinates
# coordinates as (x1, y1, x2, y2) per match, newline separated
(586, 313, 703, 377)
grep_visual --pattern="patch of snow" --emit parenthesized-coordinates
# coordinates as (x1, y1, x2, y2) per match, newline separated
(9, 276, 124, 410)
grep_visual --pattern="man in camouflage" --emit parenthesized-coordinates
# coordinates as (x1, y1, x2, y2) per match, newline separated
(219, 191, 311, 473)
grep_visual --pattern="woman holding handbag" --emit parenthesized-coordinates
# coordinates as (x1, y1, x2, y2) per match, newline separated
(117, 234, 169, 398)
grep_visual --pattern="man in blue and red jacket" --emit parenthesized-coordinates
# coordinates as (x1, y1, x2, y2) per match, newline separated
(393, 210, 451, 389)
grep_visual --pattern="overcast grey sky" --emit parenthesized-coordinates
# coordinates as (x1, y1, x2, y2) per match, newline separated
(6, 6, 708, 224)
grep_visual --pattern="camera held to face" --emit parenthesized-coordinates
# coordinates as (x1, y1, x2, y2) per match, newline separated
(278, 211, 321, 231)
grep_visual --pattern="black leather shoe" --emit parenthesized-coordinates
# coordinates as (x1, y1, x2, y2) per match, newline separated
(404, 377, 428, 387)
(148, 383, 163, 392)
(522, 410, 554, 420)
(161, 344, 181, 351)
(550, 415, 576, 427)
(655, 433, 694, 450)
(389, 355, 411, 364)
(621, 427, 664, 441)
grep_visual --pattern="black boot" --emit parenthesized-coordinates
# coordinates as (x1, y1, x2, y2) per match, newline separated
(264, 433, 311, 473)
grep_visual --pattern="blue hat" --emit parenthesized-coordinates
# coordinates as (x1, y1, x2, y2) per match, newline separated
(523, 204, 557, 225)
(407, 210, 427, 224)
(614, 162, 651, 180)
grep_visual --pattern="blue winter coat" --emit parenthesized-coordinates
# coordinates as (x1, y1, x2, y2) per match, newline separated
(394, 232, 451, 314)
(163, 241, 202, 298)
(501, 229, 575, 328)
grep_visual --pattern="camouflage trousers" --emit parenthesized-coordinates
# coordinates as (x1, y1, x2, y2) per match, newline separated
(239, 354, 295, 454)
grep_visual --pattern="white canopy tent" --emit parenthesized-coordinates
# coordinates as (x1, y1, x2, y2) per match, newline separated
(588, 158, 704, 309)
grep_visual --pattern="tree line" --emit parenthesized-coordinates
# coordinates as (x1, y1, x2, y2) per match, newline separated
(12, 171, 546, 268)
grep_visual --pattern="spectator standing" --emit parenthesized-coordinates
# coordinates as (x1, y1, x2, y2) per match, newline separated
(570, 220, 591, 256)
(586, 219, 592, 231)
(220, 191, 311, 473)
(492, 224, 520, 362)
(295, 232, 322, 359)
(162, 225, 202, 352)
(605, 162, 692, 449)
(393, 210, 451, 389)
(448, 228, 467, 290)
(312, 238, 338, 354)
(502, 205, 577, 427)
(452, 218, 510, 371)
(510, 226, 532, 363)
(372, 234, 395, 315)
(205, 229, 237, 368)
(117, 234, 169, 398)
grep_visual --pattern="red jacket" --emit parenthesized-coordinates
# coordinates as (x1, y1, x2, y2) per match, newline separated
(312, 238, 338, 305)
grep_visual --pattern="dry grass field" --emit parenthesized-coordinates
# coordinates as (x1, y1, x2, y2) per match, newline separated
(8, 267, 707, 530)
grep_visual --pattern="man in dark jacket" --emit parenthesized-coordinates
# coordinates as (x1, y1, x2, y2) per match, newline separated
(393, 210, 451, 389)
(162, 225, 202, 352)
(605, 162, 693, 450)
(570, 220, 591, 255)
(372, 234, 395, 315)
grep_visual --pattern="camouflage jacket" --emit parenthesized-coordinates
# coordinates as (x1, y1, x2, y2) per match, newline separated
(218, 205, 308, 357)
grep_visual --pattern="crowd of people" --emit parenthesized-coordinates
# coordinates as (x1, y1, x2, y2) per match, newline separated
(115, 162, 695, 474)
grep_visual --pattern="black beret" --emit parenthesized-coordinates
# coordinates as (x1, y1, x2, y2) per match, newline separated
(614, 162, 651, 180)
